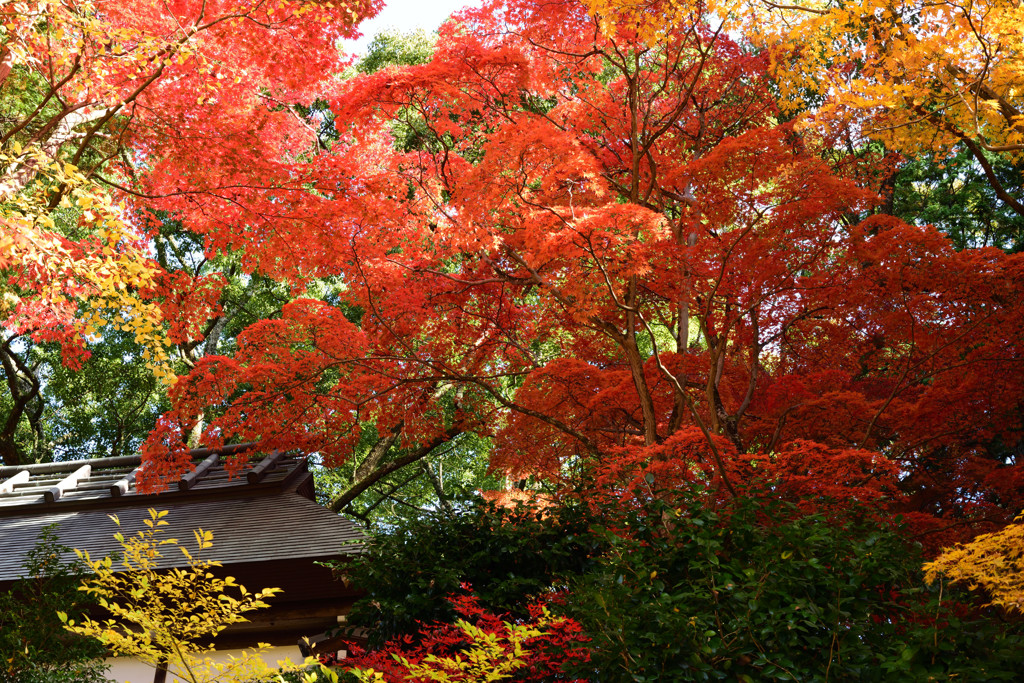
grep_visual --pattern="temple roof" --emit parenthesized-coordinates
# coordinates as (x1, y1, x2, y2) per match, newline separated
(0, 446, 364, 583)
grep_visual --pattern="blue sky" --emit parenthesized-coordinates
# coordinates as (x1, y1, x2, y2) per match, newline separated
(342, 0, 482, 55)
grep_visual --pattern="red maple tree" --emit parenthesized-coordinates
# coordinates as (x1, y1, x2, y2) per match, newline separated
(134, 0, 1024, 546)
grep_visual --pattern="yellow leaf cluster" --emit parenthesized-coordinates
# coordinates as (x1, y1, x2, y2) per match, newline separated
(923, 513, 1024, 614)
(580, 0, 1024, 162)
(62, 509, 331, 683)
(349, 610, 556, 683)
(2, 0, 201, 104)
(1, 145, 176, 383)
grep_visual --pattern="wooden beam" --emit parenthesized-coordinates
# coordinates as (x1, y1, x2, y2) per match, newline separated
(238, 601, 353, 623)
(178, 453, 218, 491)
(247, 450, 284, 484)
(0, 486, 49, 497)
(0, 444, 259, 480)
(212, 626, 338, 650)
(44, 464, 91, 503)
(0, 454, 139, 478)
(109, 467, 139, 497)
(219, 616, 340, 635)
(298, 629, 363, 657)
(188, 442, 257, 459)
(0, 470, 29, 493)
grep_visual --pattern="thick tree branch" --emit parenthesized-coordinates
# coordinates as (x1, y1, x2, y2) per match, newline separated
(329, 427, 461, 513)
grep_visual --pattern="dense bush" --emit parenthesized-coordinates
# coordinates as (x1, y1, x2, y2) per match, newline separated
(560, 493, 1024, 681)
(339, 499, 606, 648)
(0, 525, 107, 683)
(339, 492, 1024, 681)
(341, 590, 590, 682)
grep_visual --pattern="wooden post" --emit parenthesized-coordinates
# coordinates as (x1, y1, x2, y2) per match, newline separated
(247, 450, 284, 484)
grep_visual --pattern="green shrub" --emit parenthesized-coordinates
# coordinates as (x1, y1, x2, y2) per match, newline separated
(560, 493, 1024, 682)
(339, 499, 605, 647)
(0, 524, 107, 683)
(336, 490, 1024, 681)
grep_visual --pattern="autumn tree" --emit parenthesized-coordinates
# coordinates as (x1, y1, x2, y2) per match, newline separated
(0, 0, 380, 465)
(134, 0, 1024, 549)
(144, 0, 788, 491)
(0, 149, 166, 464)
(583, 0, 1024, 219)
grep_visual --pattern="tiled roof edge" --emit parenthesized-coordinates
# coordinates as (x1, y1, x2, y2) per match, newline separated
(0, 442, 259, 478)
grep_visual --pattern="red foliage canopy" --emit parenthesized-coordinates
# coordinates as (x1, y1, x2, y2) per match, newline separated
(135, 0, 1024, 546)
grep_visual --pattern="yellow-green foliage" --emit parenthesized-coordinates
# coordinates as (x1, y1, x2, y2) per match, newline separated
(0, 143, 175, 382)
(924, 513, 1024, 614)
(581, 0, 1024, 166)
(61, 508, 332, 683)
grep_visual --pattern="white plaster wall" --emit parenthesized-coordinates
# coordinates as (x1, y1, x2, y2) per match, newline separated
(103, 645, 305, 683)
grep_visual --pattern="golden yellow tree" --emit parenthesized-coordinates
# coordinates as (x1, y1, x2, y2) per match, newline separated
(582, 0, 1024, 215)
(924, 513, 1024, 614)
(62, 509, 331, 683)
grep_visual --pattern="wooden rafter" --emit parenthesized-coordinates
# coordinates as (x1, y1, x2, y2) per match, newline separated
(44, 464, 91, 503)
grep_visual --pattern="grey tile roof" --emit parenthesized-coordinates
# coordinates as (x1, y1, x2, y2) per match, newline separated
(0, 448, 364, 583)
